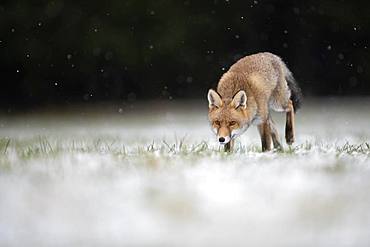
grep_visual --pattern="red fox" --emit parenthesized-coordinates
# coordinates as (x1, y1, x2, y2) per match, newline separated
(207, 52, 302, 152)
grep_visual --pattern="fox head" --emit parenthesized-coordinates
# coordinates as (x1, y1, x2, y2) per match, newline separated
(207, 89, 253, 144)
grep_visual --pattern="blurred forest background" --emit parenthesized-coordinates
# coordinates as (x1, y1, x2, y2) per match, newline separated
(1, 0, 369, 109)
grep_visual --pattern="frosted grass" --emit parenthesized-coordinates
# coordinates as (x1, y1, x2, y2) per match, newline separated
(0, 98, 370, 246)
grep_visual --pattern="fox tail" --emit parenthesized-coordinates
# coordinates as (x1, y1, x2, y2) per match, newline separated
(285, 68, 303, 112)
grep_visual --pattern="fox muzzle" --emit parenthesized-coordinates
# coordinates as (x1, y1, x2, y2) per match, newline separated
(218, 135, 231, 144)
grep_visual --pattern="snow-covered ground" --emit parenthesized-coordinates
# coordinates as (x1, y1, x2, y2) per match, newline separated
(0, 98, 370, 246)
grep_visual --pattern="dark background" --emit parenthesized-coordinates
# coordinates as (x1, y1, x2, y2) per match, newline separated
(1, 0, 369, 109)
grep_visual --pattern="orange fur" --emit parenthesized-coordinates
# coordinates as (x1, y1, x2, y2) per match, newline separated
(207, 52, 301, 152)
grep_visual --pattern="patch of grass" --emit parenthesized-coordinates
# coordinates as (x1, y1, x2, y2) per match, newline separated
(0, 136, 369, 167)
(336, 142, 370, 155)
(0, 138, 11, 154)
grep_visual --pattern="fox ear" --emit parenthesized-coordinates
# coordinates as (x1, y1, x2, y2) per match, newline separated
(207, 89, 223, 109)
(232, 90, 247, 109)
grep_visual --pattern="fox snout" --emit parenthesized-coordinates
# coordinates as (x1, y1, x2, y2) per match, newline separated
(217, 127, 231, 144)
(218, 136, 231, 144)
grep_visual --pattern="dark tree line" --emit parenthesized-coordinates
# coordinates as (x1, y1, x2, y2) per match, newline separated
(0, 0, 369, 108)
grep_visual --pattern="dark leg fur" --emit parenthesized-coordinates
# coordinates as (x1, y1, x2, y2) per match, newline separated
(258, 123, 273, 152)
(224, 140, 234, 152)
(285, 100, 295, 145)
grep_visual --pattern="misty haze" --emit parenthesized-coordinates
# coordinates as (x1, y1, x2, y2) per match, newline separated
(1, 0, 370, 246)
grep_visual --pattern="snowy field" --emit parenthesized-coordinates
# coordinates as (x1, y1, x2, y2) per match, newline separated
(0, 98, 370, 246)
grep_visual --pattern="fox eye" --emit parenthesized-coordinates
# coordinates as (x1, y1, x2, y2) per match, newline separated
(214, 121, 220, 126)
(230, 121, 237, 126)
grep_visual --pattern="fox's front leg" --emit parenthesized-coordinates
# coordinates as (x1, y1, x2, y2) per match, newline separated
(269, 117, 282, 151)
(258, 122, 273, 152)
(224, 139, 234, 152)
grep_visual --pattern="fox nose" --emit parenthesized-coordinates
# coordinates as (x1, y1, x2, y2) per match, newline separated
(219, 137, 225, 143)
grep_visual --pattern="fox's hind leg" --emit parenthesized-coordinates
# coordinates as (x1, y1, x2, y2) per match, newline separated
(285, 99, 295, 145)
(258, 122, 273, 152)
(269, 117, 282, 150)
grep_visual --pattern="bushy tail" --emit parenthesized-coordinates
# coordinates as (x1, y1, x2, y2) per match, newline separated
(285, 70, 303, 112)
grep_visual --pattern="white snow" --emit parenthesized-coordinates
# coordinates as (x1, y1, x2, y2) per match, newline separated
(0, 98, 370, 246)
